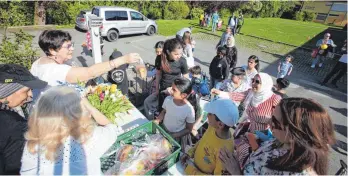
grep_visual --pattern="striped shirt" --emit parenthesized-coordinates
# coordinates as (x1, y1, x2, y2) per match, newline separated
(228, 89, 282, 132)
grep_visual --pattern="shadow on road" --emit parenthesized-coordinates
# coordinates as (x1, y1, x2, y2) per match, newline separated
(330, 107, 347, 117)
(194, 57, 210, 68)
(77, 56, 88, 67)
(334, 124, 347, 137)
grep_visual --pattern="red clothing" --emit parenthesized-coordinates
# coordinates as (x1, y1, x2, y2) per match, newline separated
(86, 31, 92, 50)
(228, 89, 282, 168)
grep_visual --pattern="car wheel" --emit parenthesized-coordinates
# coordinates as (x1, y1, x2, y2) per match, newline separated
(107, 30, 119, 42)
(147, 26, 155, 36)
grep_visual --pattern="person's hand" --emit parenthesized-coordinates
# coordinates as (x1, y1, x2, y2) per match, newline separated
(166, 87, 173, 95)
(122, 53, 141, 64)
(219, 146, 241, 175)
(180, 153, 190, 166)
(211, 88, 221, 95)
(153, 119, 161, 125)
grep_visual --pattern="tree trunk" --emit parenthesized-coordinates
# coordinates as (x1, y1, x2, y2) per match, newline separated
(34, 1, 46, 25)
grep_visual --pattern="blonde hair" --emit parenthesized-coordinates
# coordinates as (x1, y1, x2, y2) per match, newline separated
(25, 86, 95, 161)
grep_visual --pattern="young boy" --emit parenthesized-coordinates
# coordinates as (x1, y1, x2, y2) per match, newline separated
(277, 55, 293, 78)
(209, 46, 230, 89)
(190, 66, 209, 97)
(181, 98, 238, 175)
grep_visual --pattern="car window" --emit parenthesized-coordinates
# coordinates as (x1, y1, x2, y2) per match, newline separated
(78, 11, 85, 18)
(105, 11, 128, 21)
(130, 11, 143, 21)
(92, 8, 100, 17)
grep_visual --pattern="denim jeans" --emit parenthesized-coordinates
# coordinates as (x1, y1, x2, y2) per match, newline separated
(312, 55, 325, 66)
(212, 22, 217, 32)
(210, 77, 222, 90)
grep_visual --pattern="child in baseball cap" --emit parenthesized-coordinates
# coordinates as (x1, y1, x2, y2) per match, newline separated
(182, 98, 238, 175)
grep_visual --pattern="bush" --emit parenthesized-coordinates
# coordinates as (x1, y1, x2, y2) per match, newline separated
(0, 30, 38, 69)
(191, 7, 204, 19)
(164, 1, 189, 20)
(295, 11, 304, 21)
(219, 8, 232, 19)
(303, 11, 315, 22)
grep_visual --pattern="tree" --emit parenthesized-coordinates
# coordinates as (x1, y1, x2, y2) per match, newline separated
(34, 1, 46, 25)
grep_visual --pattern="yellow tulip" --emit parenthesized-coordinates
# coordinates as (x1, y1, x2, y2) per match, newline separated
(110, 84, 117, 93)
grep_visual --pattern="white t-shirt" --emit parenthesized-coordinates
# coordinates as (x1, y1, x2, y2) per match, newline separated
(20, 124, 120, 175)
(242, 65, 258, 88)
(183, 44, 195, 68)
(162, 96, 195, 133)
(30, 59, 72, 86)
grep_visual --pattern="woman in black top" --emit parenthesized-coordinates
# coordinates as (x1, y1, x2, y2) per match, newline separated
(272, 78, 290, 98)
(225, 35, 238, 70)
(155, 38, 189, 111)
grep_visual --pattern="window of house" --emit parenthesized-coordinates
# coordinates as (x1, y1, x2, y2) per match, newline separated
(105, 11, 128, 21)
(331, 3, 347, 12)
(316, 13, 327, 21)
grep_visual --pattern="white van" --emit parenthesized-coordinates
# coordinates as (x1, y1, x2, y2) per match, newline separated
(91, 6, 158, 42)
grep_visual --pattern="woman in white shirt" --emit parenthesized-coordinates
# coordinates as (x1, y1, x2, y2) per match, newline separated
(242, 55, 259, 87)
(21, 86, 120, 175)
(31, 30, 141, 86)
(182, 35, 195, 69)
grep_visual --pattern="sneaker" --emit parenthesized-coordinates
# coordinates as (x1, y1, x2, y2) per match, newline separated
(319, 63, 323, 68)
(311, 64, 315, 68)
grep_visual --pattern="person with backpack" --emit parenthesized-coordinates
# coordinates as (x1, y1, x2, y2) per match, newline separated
(190, 66, 210, 97)
(209, 46, 230, 89)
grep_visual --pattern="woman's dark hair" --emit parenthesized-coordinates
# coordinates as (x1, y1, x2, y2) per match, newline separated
(231, 67, 246, 76)
(173, 77, 198, 119)
(161, 38, 183, 73)
(276, 78, 290, 89)
(248, 55, 260, 71)
(38, 30, 72, 56)
(267, 98, 335, 175)
(189, 65, 201, 75)
(154, 41, 164, 49)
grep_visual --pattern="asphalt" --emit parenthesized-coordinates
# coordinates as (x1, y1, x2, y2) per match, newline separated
(23, 28, 348, 174)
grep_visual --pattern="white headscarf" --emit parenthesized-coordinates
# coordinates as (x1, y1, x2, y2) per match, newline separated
(227, 35, 235, 47)
(244, 73, 274, 107)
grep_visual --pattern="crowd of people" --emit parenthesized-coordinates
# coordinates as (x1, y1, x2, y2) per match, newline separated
(0, 22, 342, 175)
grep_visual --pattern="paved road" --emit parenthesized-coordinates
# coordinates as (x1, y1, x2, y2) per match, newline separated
(28, 29, 347, 174)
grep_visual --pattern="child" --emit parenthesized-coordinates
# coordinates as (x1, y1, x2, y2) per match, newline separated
(154, 77, 197, 147)
(277, 55, 293, 78)
(107, 50, 129, 96)
(217, 18, 223, 30)
(190, 66, 209, 97)
(183, 35, 195, 69)
(209, 46, 229, 89)
(181, 98, 238, 175)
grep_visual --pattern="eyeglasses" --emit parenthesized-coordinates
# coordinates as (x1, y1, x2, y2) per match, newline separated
(252, 78, 261, 84)
(61, 43, 74, 49)
(271, 115, 283, 130)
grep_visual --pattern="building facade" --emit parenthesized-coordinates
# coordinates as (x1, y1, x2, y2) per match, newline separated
(301, 1, 347, 26)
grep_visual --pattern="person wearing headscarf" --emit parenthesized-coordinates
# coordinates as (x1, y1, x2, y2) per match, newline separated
(224, 35, 238, 69)
(212, 73, 282, 168)
(0, 64, 47, 174)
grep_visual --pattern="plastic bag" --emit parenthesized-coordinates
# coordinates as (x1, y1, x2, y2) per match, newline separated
(106, 133, 173, 175)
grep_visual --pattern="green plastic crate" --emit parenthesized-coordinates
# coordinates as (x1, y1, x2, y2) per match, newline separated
(100, 121, 181, 175)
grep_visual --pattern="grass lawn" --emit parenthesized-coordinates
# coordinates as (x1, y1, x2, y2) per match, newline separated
(157, 18, 345, 47)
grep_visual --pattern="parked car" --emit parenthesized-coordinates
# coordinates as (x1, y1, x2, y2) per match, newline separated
(91, 6, 158, 42)
(75, 10, 92, 31)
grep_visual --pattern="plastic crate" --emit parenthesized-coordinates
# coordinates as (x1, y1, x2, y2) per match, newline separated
(100, 121, 181, 175)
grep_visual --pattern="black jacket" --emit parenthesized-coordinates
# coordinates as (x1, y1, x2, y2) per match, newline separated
(209, 56, 230, 81)
(225, 46, 238, 69)
(0, 109, 27, 175)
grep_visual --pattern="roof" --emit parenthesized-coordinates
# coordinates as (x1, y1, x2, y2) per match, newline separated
(93, 6, 136, 11)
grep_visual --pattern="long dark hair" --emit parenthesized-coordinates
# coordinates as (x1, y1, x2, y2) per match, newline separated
(267, 98, 335, 175)
(173, 77, 198, 118)
(161, 38, 183, 73)
(154, 41, 164, 49)
(248, 55, 260, 71)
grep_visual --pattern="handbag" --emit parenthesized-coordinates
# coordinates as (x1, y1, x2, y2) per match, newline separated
(311, 48, 319, 58)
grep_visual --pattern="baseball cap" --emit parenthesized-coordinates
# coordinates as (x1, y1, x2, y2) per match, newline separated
(204, 98, 239, 127)
(0, 64, 47, 90)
